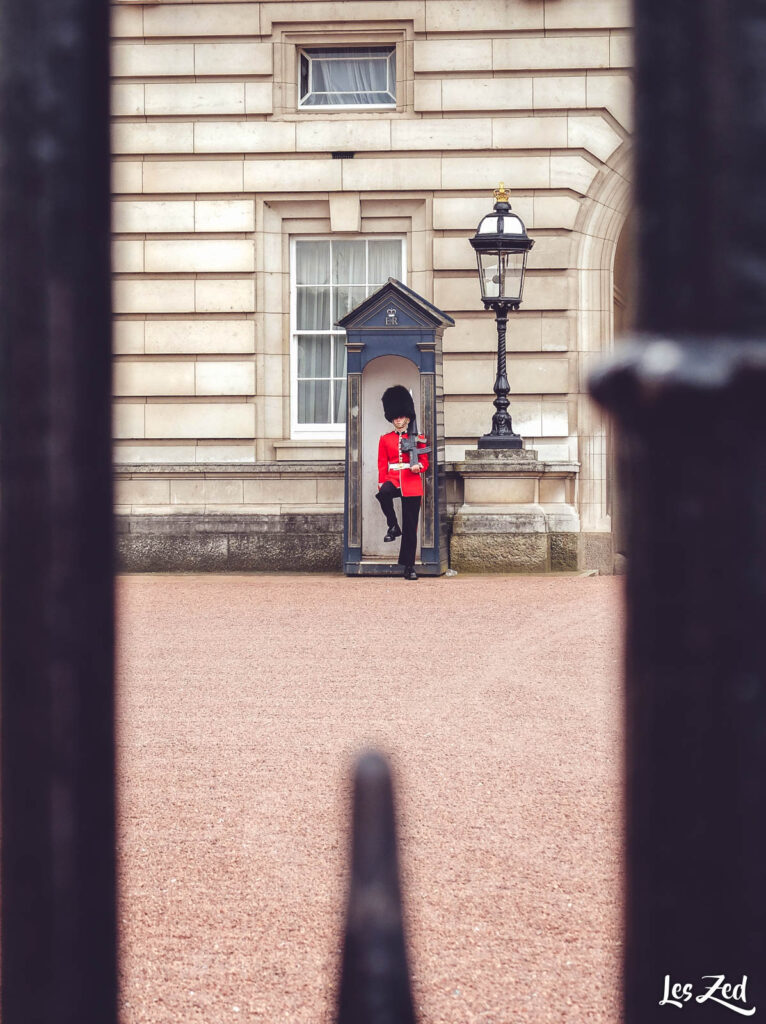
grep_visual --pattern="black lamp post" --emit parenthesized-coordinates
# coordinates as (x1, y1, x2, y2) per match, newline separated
(469, 184, 535, 449)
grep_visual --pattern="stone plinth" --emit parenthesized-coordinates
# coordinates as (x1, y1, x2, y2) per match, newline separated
(450, 448, 580, 572)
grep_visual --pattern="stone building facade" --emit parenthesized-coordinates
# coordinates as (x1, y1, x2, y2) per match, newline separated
(111, 0, 633, 572)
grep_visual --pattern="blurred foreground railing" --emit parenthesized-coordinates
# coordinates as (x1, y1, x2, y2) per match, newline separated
(0, 2, 116, 1023)
(589, 0, 766, 1019)
(337, 752, 417, 1024)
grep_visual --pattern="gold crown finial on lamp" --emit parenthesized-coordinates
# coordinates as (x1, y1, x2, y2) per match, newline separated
(493, 182, 510, 204)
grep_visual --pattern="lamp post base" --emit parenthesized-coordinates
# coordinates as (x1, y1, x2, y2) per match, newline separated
(477, 432, 523, 450)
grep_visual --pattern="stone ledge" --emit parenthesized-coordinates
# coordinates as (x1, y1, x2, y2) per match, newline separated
(273, 440, 346, 462)
(452, 447, 578, 508)
(453, 509, 547, 534)
(452, 457, 579, 475)
(117, 460, 578, 478)
(118, 512, 343, 535)
(115, 461, 344, 476)
(451, 505, 580, 534)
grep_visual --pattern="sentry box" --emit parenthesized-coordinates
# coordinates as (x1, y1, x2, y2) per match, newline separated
(337, 279, 453, 577)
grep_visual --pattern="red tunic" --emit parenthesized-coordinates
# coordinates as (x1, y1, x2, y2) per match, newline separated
(377, 430, 429, 497)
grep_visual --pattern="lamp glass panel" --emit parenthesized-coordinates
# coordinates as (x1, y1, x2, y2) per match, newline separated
(478, 251, 526, 302)
(477, 214, 525, 236)
(501, 251, 525, 302)
(478, 216, 501, 235)
(478, 252, 501, 300)
(503, 215, 524, 235)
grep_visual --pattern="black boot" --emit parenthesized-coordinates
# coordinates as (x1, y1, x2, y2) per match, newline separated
(384, 524, 402, 542)
(403, 565, 418, 581)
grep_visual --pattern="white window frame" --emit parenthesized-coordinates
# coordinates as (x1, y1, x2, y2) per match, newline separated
(298, 46, 396, 111)
(290, 235, 407, 440)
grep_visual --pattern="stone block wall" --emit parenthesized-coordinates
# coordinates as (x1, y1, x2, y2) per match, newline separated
(110, 0, 633, 571)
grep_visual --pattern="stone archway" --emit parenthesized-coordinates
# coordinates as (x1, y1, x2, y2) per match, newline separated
(571, 142, 633, 572)
(610, 211, 635, 561)
(613, 210, 635, 340)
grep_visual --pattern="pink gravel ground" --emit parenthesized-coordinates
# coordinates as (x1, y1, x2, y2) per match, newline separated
(116, 573, 624, 1024)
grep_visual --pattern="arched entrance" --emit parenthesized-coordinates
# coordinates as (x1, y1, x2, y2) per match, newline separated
(613, 211, 635, 339)
(572, 143, 633, 572)
(610, 211, 635, 562)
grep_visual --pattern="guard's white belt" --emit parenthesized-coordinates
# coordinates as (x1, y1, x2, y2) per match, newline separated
(388, 462, 409, 470)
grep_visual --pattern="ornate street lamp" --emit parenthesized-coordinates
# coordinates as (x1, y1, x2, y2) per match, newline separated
(469, 183, 535, 449)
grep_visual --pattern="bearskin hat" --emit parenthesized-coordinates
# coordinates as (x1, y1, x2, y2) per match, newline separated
(381, 385, 416, 423)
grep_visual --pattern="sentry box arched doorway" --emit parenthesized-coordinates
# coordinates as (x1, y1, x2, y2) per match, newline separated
(338, 279, 453, 577)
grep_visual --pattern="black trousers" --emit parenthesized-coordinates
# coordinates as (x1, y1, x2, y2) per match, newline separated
(375, 481, 421, 567)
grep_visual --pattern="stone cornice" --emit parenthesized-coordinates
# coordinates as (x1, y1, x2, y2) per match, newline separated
(114, 461, 344, 476)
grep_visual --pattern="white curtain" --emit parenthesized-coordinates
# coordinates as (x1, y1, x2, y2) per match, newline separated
(332, 240, 366, 322)
(297, 240, 331, 331)
(303, 49, 395, 105)
(297, 288, 330, 331)
(333, 378, 347, 423)
(295, 238, 402, 423)
(313, 55, 380, 97)
(296, 240, 330, 284)
(368, 239, 402, 285)
(333, 239, 365, 284)
(297, 336, 330, 423)
(333, 337, 347, 422)
(298, 379, 330, 423)
(298, 339, 347, 423)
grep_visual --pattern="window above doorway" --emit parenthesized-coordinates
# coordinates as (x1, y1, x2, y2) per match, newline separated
(298, 47, 396, 109)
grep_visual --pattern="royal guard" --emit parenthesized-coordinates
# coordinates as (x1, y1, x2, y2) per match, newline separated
(375, 385, 430, 581)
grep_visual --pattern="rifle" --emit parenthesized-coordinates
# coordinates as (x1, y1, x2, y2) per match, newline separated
(400, 430, 431, 470)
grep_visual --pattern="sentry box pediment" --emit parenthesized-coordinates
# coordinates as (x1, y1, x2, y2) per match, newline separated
(337, 277, 454, 335)
(339, 279, 454, 577)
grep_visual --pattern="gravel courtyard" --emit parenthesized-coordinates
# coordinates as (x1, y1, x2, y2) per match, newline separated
(116, 573, 624, 1024)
